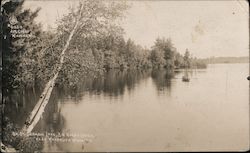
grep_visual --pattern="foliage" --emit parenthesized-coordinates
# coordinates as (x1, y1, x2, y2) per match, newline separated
(2, 1, 207, 151)
(150, 38, 175, 68)
(2, 0, 206, 91)
(54, 0, 129, 87)
(2, 0, 48, 93)
(183, 49, 191, 68)
(2, 0, 24, 94)
(190, 58, 207, 69)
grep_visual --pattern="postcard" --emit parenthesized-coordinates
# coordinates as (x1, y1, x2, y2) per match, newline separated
(1, 0, 249, 152)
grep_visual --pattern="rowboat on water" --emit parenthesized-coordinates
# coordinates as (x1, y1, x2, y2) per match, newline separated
(182, 75, 190, 82)
(182, 69, 190, 82)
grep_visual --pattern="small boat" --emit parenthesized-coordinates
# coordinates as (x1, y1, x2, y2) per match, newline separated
(182, 69, 190, 82)
(182, 76, 190, 82)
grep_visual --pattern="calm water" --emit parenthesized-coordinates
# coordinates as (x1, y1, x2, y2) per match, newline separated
(6, 63, 249, 151)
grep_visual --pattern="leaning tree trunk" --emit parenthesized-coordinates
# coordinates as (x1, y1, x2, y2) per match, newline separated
(22, 5, 82, 134)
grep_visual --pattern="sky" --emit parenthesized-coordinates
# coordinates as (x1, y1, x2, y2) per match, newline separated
(23, 0, 249, 58)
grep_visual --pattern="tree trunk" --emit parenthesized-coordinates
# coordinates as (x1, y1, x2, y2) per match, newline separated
(22, 5, 82, 134)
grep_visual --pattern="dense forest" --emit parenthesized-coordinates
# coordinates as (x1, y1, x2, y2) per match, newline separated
(2, 0, 206, 92)
(1, 0, 206, 152)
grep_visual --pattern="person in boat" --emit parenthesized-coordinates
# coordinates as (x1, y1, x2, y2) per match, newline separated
(182, 69, 190, 82)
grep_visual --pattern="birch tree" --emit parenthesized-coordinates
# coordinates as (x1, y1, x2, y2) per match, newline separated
(22, 0, 128, 133)
(57, 0, 128, 85)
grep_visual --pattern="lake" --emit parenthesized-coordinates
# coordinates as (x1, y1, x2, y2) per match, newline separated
(6, 63, 249, 151)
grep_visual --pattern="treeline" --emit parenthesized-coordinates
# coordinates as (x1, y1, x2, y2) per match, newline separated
(2, 0, 206, 92)
(1, 0, 207, 151)
(201, 56, 249, 64)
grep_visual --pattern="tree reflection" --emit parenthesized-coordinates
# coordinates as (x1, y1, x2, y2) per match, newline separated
(2, 87, 44, 152)
(3, 87, 42, 127)
(55, 69, 151, 99)
(34, 90, 66, 134)
(151, 69, 175, 94)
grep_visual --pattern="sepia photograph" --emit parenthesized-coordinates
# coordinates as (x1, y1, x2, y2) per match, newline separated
(1, 0, 249, 152)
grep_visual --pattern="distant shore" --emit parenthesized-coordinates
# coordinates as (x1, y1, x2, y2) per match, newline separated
(201, 56, 249, 64)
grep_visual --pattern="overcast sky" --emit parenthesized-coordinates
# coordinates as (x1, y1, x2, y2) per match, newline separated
(24, 0, 249, 58)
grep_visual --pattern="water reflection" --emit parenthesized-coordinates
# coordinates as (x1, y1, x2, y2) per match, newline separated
(4, 87, 42, 126)
(4, 69, 180, 126)
(3, 64, 248, 151)
(34, 90, 66, 134)
(151, 69, 174, 94)
(4, 69, 177, 128)
(55, 69, 152, 99)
